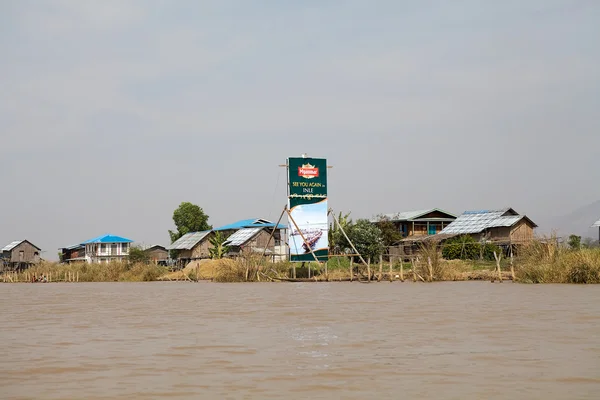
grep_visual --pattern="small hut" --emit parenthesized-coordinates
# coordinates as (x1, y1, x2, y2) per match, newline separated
(144, 245, 169, 265)
(1, 240, 41, 271)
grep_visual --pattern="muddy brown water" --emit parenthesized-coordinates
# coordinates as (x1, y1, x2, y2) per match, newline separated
(1, 281, 599, 399)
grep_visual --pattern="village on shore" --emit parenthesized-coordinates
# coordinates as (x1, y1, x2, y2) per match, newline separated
(3, 204, 600, 273)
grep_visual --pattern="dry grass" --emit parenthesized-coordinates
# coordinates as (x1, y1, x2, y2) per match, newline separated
(515, 238, 600, 284)
(4, 261, 167, 282)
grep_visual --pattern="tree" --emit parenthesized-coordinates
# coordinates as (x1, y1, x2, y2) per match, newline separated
(373, 214, 403, 248)
(209, 231, 230, 259)
(329, 211, 352, 254)
(129, 245, 150, 264)
(169, 202, 212, 243)
(568, 234, 581, 250)
(340, 219, 385, 262)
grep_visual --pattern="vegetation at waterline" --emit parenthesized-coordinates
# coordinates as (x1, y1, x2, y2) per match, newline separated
(515, 238, 600, 284)
(3, 261, 167, 282)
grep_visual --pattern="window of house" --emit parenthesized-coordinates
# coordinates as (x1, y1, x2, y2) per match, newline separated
(111, 244, 118, 255)
(122, 243, 129, 253)
(100, 244, 106, 253)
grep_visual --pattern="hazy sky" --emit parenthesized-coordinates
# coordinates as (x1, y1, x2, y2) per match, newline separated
(1, 0, 599, 259)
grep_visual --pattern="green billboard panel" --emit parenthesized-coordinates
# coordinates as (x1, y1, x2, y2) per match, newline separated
(287, 157, 328, 262)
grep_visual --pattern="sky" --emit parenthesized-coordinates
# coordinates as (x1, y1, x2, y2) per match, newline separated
(1, 0, 599, 259)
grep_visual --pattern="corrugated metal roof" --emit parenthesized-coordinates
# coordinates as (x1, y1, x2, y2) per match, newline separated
(371, 208, 457, 222)
(81, 234, 133, 244)
(2, 241, 24, 252)
(60, 244, 85, 250)
(440, 209, 534, 235)
(223, 228, 262, 246)
(214, 218, 286, 231)
(592, 218, 600, 228)
(166, 231, 211, 250)
(2, 240, 41, 252)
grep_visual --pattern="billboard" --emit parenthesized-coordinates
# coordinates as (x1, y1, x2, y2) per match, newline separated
(287, 157, 328, 262)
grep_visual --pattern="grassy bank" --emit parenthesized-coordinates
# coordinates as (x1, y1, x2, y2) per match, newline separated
(514, 241, 600, 284)
(5, 244, 598, 284)
(2, 261, 167, 282)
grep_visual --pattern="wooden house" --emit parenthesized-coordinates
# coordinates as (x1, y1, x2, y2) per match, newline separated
(439, 208, 537, 245)
(144, 245, 169, 265)
(215, 218, 287, 261)
(166, 231, 214, 267)
(59, 244, 86, 263)
(222, 227, 286, 261)
(373, 209, 457, 238)
(1, 240, 41, 271)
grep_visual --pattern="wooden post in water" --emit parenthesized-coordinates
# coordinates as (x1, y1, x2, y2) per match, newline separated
(389, 256, 393, 282)
(76, 271, 79, 282)
(349, 258, 353, 282)
(427, 257, 433, 282)
(367, 257, 371, 282)
(400, 260, 404, 282)
(324, 261, 328, 281)
(378, 255, 383, 282)
(493, 251, 503, 283)
(510, 246, 515, 281)
(411, 258, 416, 282)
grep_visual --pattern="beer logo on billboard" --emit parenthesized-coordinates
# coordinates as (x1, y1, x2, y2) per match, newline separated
(298, 163, 319, 179)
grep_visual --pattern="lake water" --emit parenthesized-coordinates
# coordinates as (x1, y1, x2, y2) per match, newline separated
(1, 281, 600, 399)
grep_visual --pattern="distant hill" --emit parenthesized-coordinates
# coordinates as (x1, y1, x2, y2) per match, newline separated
(543, 200, 600, 240)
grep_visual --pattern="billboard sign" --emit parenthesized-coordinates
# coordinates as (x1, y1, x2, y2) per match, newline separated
(287, 157, 328, 262)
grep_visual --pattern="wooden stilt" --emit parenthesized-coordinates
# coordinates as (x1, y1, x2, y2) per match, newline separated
(367, 258, 371, 282)
(411, 258, 416, 282)
(325, 261, 328, 281)
(510, 246, 515, 281)
(427, 257, 433, 282)
(400, 260, 404, 282)
(349, 258, 353, 282)
(378, 255, 383, 282)
(389, 256, 393, 282)
(493, 251, 503, 283)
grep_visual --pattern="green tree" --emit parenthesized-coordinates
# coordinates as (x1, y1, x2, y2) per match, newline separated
(209, 231, 230, 259)
(340, 219, 385, 262)
(568, 234, 581, 250)
(373, 214, 403, 247)
(169, 202, 212, 243)
(129, 245, 150, 264)
(329, 211, 352, 253)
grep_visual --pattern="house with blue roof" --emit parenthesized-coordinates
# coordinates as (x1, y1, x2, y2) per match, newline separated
(215, 218, 288, 261)
(60, 234, 134, 264)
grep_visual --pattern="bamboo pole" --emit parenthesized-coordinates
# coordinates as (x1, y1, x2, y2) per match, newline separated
(411, 258, 416, 282)
(378, 255, 383, 282)
(367, 257, 371, 282)
(262, 205, 287, 257)
(324, 261, 328, 281)
(493, 251, 503, 283)
(400, 260, 404, 282)
(349, 258, 353, 282)
(510, 246, 515, 281)
(330, 210, 369, 266)
(389, 257, 393, 282)
(427, 257, 433, 282)
(76, 271, 79, 282)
